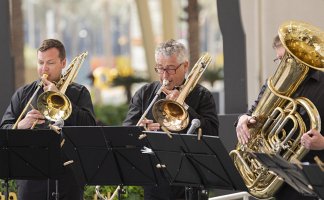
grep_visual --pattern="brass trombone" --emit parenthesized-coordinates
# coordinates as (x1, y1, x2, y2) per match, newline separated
(136, 79, 169, 126)
(12, 52, 88, 129)
(152, 53, 212, 132)
(12, 74, 48, 129)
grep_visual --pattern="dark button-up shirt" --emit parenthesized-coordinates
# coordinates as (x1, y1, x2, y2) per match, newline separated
(0, 80, 96, 129)
(0, 79, 96, 199)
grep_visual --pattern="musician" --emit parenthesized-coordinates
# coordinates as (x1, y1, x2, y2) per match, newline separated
(236, 35, 324, 200)
(0, 39, 96, 199)
(123, 39, 219, 200)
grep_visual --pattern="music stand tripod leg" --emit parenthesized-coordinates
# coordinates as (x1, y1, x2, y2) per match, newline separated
(185, 186, 207, 200)
(52, 180, 59, 200)
(117, 185, 126, 200)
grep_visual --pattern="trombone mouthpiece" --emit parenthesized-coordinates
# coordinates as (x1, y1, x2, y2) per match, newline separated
(162, 79, 169, 86)
(42, 74, 48, 79)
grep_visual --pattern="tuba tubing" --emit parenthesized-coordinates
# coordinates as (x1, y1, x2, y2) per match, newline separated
(230, 20, 324, 199)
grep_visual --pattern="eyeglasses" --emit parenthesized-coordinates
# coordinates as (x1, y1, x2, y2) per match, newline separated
(154, 63, 183, 75)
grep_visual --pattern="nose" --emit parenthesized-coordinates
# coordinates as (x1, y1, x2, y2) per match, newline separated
(41, 64, 49, 72)
(162, 70, 169, 79)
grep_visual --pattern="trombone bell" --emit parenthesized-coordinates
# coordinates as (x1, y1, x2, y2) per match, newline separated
(37, 91, 72, 121)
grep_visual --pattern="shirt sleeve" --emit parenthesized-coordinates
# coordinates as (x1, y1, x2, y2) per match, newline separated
(186, 89, 219, 136)
(0, 89, 24, 129)
(123, 89, 143, 126)
(233, 82, 267, 127)
(65, 85, 97, 126)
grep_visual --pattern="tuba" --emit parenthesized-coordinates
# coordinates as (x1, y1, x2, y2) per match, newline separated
(152, 53, 212, 132)
(230, 21, 324, 199)
(37, 51, 88, 122)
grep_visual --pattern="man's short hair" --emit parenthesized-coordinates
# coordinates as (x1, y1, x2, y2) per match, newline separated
(38, 39, 66, 61)
(155, 39, 188, 63)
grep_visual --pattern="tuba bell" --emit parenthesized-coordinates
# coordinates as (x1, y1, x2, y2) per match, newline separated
(230, 21, 324, 199)
(152, 53, 212, 132)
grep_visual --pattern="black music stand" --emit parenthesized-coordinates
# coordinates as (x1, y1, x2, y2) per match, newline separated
(253, 153, 324, 199)
(143, 131, 247, 195)
(61, 126, 159, 198)
(0, 129, 61, 200)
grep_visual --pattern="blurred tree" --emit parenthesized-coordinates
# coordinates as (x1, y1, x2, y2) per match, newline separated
(186, 0, 200, 68)
(112, 61, 147, 103)
(11, 0, 25, 88)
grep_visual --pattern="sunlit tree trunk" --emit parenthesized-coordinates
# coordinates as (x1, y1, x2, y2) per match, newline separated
(187, 0, 199, 69)
(10, 0, 25, 87)
(103, 0, 113, 67)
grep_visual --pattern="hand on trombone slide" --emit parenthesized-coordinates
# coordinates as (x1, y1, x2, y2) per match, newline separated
(139, 118, 161, 131)
(17, 107, 45, 129)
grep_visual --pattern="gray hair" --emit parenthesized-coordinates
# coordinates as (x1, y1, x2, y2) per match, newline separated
(155, 39, 188, 63)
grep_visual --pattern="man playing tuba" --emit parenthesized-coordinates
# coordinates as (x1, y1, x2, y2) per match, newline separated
(235, 24, 324, 200)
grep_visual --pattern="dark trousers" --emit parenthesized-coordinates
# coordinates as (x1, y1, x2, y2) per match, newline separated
(17, 168, 83, 200)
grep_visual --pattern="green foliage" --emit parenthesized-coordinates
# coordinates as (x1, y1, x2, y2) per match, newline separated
(0, 180, 16, 193)
(112, 76, 147, 103)
(83, 185, 144, 200)
(203, 67, 224, 87)
(94, 104, 129, 125)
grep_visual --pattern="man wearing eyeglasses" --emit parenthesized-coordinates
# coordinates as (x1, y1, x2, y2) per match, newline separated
(123, 39, 219, 200)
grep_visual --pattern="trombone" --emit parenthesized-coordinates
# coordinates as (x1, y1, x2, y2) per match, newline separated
(136, 79, 169, 126)
(12, 51, 88, 129)
(12, 74, 48, 129)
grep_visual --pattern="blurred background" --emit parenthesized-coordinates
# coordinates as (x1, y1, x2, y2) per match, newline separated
(1, 0, 324, 199)
(15, 0, 224, 106)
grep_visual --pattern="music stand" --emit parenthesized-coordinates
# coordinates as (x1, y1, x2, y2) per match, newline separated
(253, 153, 324, 199)
(143, 131, 247, 192)
(0, 129, 61, 200)
(61, 126, 159, 197)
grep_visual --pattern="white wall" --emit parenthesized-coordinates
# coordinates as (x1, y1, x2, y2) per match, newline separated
(239, 0, 324, 107)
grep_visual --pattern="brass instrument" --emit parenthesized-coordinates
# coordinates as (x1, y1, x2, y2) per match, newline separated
(12, 74, 48, 129)
(152, 53, 212, 132)
(136, 79, 169, 126)
(37, 52, 88, 122)
(230, 21, 324, 199)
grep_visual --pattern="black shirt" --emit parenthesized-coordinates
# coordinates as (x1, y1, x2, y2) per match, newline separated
(0, 79, 96, 200)
(123, 81, 219, 200)
(0, 80, 96, 129)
